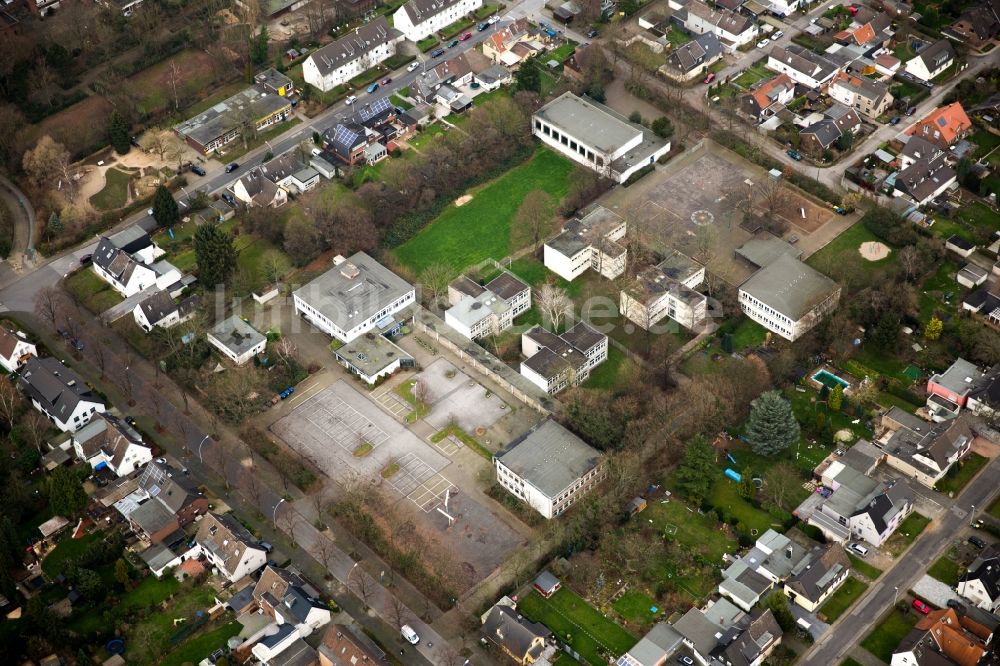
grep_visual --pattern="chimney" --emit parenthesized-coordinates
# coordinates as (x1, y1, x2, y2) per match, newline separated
(786, 546, 793, 559)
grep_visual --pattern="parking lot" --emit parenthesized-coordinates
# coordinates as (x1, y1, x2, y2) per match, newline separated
(416, 358, 511, 434)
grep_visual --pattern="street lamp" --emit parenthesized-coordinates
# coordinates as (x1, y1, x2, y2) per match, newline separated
(197, 434, 210, 463)
(971, 504, 977, 526)
(273, 498, 286, 524)
(893, 586, 899, 606)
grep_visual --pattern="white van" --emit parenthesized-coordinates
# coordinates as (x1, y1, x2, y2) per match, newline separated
(345, 95, 358, 105)
(401, 624, 420, 645)
(848, 542, 869, 558)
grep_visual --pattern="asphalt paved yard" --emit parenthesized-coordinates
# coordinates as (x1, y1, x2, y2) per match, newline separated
(417, 358, 510, 433)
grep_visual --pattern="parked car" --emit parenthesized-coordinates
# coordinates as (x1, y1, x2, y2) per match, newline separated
(401, 625, 420, 645)
(488, 14, 500, 24)
(478, 21, 489, 31)
(459, 31, 472, 41)
(367, 82, 379, 94)
(833, 206, 848, 215)
(407, 61, 420, 72)
(147, 208, 154, 216)
(703, 72, 716, 84)
(380, 77, 392, 85)
(279, 386, 295, 399)
(756, 38, 770, 48)
(974, 519, 985, 528)
(225, 162, 239, 173)
(912, 599, 931, 614)
(587, 28, 599, 38)
(221, 193, 236, 206)
(124, 416, 136, 426)
(889, 116, 901, 125)
(786, 149, 803, 161)
(430, 48, 445, 58)
(71, 338, 84, 351)
(772, 30, 783, 39)
(345, 95, 358, 105)
(969, 536, 987, 549)
(190, 165, 206, 176)
(947, 599, 966, 611)
(79, 254, 92, 265)
(848, 542, 869, 557)
(906, 106, 916, 116)
(446, 39, 459, 48)
(258, 540, 274, 553)
(311, 147, 323, 157)
(677, 657, 695, 666)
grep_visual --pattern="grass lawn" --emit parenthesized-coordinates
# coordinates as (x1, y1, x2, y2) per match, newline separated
(849, 554, 883, 580)
(582, 345, 629, 390)
(957, 202, 1000, 234)
(990, 496, 1000, 519)
(41, 532, 102, 577)
(732, 62, 774, 89)
(884, 513, 931, 557)
(552, 653, 580, 666)
(728, 317, 768, 351)
(548, 42, 577, 64)
(862, 609, 918, 663)
(171, 249, 197, 272)
(65, 269, 123, 315)
(430, 424, 492, 461)
(841, 659, 865, 666)
(393, 147, 574, 276)
(807, 221, 897, 289)
(234, 235, 288, 294)
(665, 26, 692, 46)
(644, 498, 737, 566)
(409, 122, 448, 149)
(973, 130, 1000, 158)
(927, 556, 961, 586)
(394, 379, 429, 423)
(708, 479, 780, 534)
(90, 167, 132, 211)
(819, 576, 866, 622)
(937, 453, 989, 494)
(222, 118, 303, 161)
(390, 94, 413, 110)
(518, 588, 636, 665)
(613, 589, 659, 625)
(160, 621, 241, 666)
(417, 36, 440, 52)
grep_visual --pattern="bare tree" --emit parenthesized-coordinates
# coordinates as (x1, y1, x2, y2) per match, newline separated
(418, 262, 453, 309)
(693, 224, 718, 267)
(511, 189, 555, 252)
(537, 284, 573, 331)
(34, 286, 62, 328)
(261, 249, 291, 286)
(764, 461, 799, 512)
(314, 536, 339, 578)
(23, 136, 74, 198)
(898, 245, 923, 282)
(92, 339, 109, 379)
(273, 336, 297, 364)
(757, 176, 787, 217)
(0, 380, 22, 427)
(350, 564, 375, 608)
(166, 60, 182, 112)
(23, 410, 50, 453)
(412, 378, 433, 406)
(29, 58, 60, 109)
(388, 594, 412, 630)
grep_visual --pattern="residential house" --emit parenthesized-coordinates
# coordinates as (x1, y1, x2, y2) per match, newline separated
(393, 0, 484, 42)
(122, 462, 207, 545)
(412, 51, 488, 110)
(474, 63, 513, 91)
(233, 168, 289, 208)
(544, 205, 627, 281)
(719, 529, 810, 611)
(139, 543, 186, 578)
(926, 358, 1000, 420)
(294, 252, 415, 343)
(324, 122, 374, 166)
(944, 4, 1000, 49)
(251, 624, 301, 665)
(254, 68, 295, 97)
(963, 289, 1000, 331)
(532, 92, 671, 184)
(206, 316, 267, 366)
(947, 235, 977, 258)
(494, 418, 606, 519)
(195, 512, 268, 583)
(833, 13, 893, 54)
(741, 73, 796, 123)
(898, 135, 942, 169)
(18, 357, 106, 432)
(739, 252, 841, 341)
(174, 86, 292, 154)
(663, 32, 724, 81)
(520, 323, 608, 395)
(302, 17, 403, 92)
(620, 251, 707, 331)
(0, 325, 36, 373)
(800, 105, 863, 154)
(92, 226, 177, 298)
(616, 623, 687, 666)
(794, 457, 912, 546)
(318, 623, 387, 666)
(258, 153, 308, 193)
(958, 545, 1000, 612)
(766, 44, 839, 89)
(482, 18, 542, 67)
(906, 102, 973, 149)
(672, 598, 747, 664)
(253, 566, 332, 636)
(445, 270, 531, 340)
(708, 609, 783, 666)
(72, 414, 152, 477)
(783, 544, 851, 612)
(132, 290, 198, 332)
(674, 0, 759, 52)
(827, 71, 893, 118)
(534, 571, 561, 598)
(892, 152, 957, 206)
(891, 608, 991, 666)
(904, 39, 956, 82)
(480, 603, 551, 664)
(878, 410, 974, 488)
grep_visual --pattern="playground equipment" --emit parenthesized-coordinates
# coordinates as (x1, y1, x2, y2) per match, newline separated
(724, 468, 741, 482)
(726, 452, 737, 466)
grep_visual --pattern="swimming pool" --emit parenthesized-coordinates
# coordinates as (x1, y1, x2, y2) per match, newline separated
(813, 369, 849, 390)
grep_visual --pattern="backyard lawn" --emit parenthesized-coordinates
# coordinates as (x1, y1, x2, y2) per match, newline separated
(518, 588, 637, 665)
(937, 453, 989, 495)
(731, 62, 774, 90)
(393, 147, 574, 275)
(728, 317, 768, 351)
(65, 269, 123, 315)
(707, 478, 781, 535)
(613, 589, 659, 625)
(644, 498, 737, 566)
(806, 221, 897, 289)
(160, 621, 241, 666)
(884, 513, 931, 557)
(849, 554, 883, 580)
(957, 202, 1000, 233)
(819, 576, 865, 622)
(927, 556, 962, 586)
(90, 167, 133, 211)
(862, 609, 918, 663)
(41, 532, 103, 577)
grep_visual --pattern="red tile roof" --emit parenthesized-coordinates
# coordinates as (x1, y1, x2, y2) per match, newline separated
(906, 102, 973, 147)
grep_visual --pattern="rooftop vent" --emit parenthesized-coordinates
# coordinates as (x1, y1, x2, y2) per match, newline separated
(340, 263, 360, 279)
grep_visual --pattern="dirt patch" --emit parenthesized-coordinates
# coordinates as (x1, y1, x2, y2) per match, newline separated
(21, 96, 114, 159)
(129, 49, 224, 116)
(454, 194, 473, 207)
(859, 241, 891, 261)
(774, 189, 833, 233)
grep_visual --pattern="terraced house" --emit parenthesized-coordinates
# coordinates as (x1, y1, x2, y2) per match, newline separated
(302, 17, 403, 92)
(393, 0, 484, 42)
(827, 71, 893, 118)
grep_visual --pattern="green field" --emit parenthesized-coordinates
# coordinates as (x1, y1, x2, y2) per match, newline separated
(884, 513, 931, 556)
(613, 589, 659, 625)
(161, 621, 241, 666)
(582, 346, 629, 390)
(41, 532, 103, 577)
(862, 610, 918, 663)
(393, 147, 574, 275)
(819, 576, 865, 622)
(937, 453, 989, 494)
(65, 269, 124, 315)
(807, 221, 897, 288)
(732, 62, 774, 89)
(645, 498, 737, 565)
(518, 588, 637, 665)
(927, 556, 962, 586)
(90, 168, 132, 211)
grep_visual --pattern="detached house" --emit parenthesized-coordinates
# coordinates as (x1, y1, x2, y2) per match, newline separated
(672, 598, 748, 665)
(926, 358, 1000, 421)
(799, 105, 863, 154)
(783, 544, 851, 612)
(544, 205, 627, 282)
(18, 357, 106, 432)
(495, 418, 606, 519)
(620, 251, 707, 331)
(674, 0, 759, 52)
(904, 39, 956, 82)
(945, 4, 1000, 49)
(663, 32, 724, 81)
(741, 73, 795, 124)
(892, 608, 992, 666)
(195, 512, 268, 583)
(879, 410, 974, 488)
(827, 71, 893, 118)
(0, 325, 36, 373)
(445, 271, 531, 340)
(233, 168, 288, 208)
(483, 18, 543, 67)
(958, 545, 1000, 612)
(616, 623, 687, 666)
(766, 44, 839, 89)
(480, 602, 551, 664)
(302, 17, 403, 92)
(520, 323, 608, 394)
(92, 226, 178, 298)
(207, 316, 267, 366)
(253, 566, 332, 636)
(893, 152, 956, 206)
(72, 414, 152, 477)
(393, 0, 484, 42)
(132, 290, 199, 333)
(906, 102, 973, 149)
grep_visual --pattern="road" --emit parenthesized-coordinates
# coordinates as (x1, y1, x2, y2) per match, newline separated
(801, 454, 1000, 665)
(0, 174, 35, 274)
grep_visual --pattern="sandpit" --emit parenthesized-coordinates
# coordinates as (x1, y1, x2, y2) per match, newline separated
(859, 241, 891, 261)
(454, 194, 473, 206)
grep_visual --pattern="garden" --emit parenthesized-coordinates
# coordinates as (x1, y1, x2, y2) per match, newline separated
(819, 576, 865, 622)
(65, 268, 124, 315)
(861, 608, 918, 663)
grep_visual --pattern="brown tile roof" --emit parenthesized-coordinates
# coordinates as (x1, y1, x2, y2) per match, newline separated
(850, 22, 876, 45)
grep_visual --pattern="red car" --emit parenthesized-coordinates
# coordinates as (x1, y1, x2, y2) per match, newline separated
(703, 72, 716, 84)
(459, 31, 472, 41)
(380, 77, 392, 85)
(912, 600, 931, 614)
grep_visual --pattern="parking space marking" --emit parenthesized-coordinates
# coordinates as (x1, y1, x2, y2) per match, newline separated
(428, 433, 460, 456)
(300, 392, 390, 454)
(383, 452, 454, 512)
(371, 387, 412, 420)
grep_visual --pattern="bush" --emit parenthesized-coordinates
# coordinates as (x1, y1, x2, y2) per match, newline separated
(622, 164, 655, 187)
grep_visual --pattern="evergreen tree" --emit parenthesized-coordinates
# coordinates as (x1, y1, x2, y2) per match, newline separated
(250, 26, 270, 65)
(108, 110, 130, 155)
(828, 384, 844, 412)
(46, 211, 63, 237)
(515, 60, 541, 93)
(765, 591, 796, 632)
(194, 224, 238, 287)
(114, 558, 131, 587)
(152, 185, 180, 228)
(0, 516, 20, 567)
(674, 437, 717, 504)
(745, 390, 800, 456)
(48, 466, 88, 517)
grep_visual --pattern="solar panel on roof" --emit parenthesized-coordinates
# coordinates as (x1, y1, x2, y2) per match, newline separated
(360, 96, 391, 122)
(332, 124, 359, 148)
(937, 117, 947, 127)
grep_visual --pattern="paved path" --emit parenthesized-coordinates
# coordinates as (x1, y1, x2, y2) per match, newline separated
(0, 173, 35, 269)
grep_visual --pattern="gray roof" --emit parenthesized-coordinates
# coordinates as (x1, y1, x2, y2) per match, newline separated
(254, 68, 294, 93)
(769, 44, 838, 82)
(929, 358, 989, 398)
(129, 498, 178, 534)
(534, 92, 644, 155)
(481, 605, 550, 660)
(740, 253, 839, 321)
(721, 558, 773, 606)
(737, 235, 803, 269)
(912, 39, 955, 72)
(841, 438, 883, 473)
(899, 135, 942, 163)
(137, 290, 179, 324)
(546, 205, 626, 258)
(895, 152, 956, 202)
(259, 152, 305, 183)
(786, 545, 850, 603)
(334, 331, 412, 378)
(259, 623, 297, 649)
(294, 253, 414, 337)
(400, 0, 471, 26)
(535, 570, 561, 592)
(18, 357, 101, 423)
(209, 316, 266, 358)
(496, 418, 602, 499)
(522, 323, 606, 380)
(140, 543, 179, 571)
(447, 290, 511, 329)
(267, 638, 317, 666)
(486, 271, 529, 301)
(667, 32, 723, 74)
(306, 18, 399, 77)
(801, 119, 843, 148)
(174, 87, 290, 149)
(620, 623, 684, 666)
